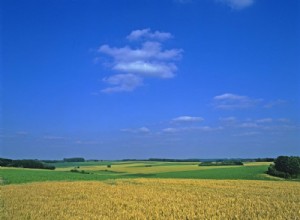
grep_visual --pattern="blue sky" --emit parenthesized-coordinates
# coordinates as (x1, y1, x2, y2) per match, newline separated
(1, 0, 299, 159)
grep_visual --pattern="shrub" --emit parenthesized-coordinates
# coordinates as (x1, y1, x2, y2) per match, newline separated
(70, 168, 90, 174)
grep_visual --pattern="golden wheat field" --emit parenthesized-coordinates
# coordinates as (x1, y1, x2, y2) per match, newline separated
(1, 179, 300, 220)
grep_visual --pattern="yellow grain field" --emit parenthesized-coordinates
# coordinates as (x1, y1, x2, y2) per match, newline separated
(1, 179, 300, 220)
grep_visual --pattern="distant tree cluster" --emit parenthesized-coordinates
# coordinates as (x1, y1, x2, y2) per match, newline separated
(41, 160, 61, 163)
(267, 156, 300, 179)
(0, 158, 55, 170)
(255, 158, 275, 162)
(199, 160, 244, 166)
(63, 157, 85, 162)
(148, 158, 201, 162)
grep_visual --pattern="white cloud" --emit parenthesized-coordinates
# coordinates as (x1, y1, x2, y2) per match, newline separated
(127, 28, 173, 41)
(172, 116, 204, 123)
(121, 127, 151, 134)
(217, 0, 254, 10)
(256, 118, 273, 123)
(238, 122, 259, 128)
(162, 127, 180, 133)
(213, 93, 262, 109)
(99, 42, 181, 62)
(101, 74, 143, 93)
(139, 127, 151, 133)
(162, 126, 222, 133)
(113, 61, 177, 78)
(98, 29, 182, 93)
(195, 126, 223, 132)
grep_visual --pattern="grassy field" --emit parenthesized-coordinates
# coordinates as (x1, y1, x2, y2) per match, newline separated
(0, 161, 286, 184)
(1, 179, 300, 219)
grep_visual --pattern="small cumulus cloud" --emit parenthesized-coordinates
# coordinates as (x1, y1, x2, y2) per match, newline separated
(213, 93, 262, 109)
(172, 116, 204, 123)
(127, 28, 173, 41)
(98, 29, 182, 93)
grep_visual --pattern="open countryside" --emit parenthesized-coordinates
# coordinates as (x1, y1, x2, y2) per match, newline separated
(1, 160, 300, 219)
(2, 0, 299, 219)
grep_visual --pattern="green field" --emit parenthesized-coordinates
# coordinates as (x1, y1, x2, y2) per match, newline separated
(0, 161, 290, 185)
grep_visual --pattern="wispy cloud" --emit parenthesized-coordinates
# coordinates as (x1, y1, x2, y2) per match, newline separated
(175, 0, 254, 10)
(16, 131, 29, 135)
(43, 136, 66, 140)
(162, 126, 222, 133)
(121, 127, 151, 134)
(256, 118, 273, 123)
(172, 116, 204, 123)
(264, 99, 287, 108)
(162, 127, 179, 133)
(217, 0, 254, 10)
(75, 140, 102, 145)
(127, 28, 173, 41)
(213, 93, 262, 109)
(98, 29, 182, 93)
(238, 122, 259, 128)
(101, 74, 143, 93)
(219, 116, 237, 123)
(234, 131, 260, 136)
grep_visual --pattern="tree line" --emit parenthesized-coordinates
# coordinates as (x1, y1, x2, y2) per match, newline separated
(0, 158, 55, 170)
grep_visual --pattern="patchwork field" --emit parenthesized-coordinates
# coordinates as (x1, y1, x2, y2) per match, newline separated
(1, 161, 299, 219)
(1, 179, 300, 220)
(0, 161, 276, 184)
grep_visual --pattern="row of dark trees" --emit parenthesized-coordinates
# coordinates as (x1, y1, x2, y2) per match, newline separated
(199, 160, 243, 166)
(267, 156, 300, 178)
(41, 157, 86, 163)
(0, 158, 55, 170)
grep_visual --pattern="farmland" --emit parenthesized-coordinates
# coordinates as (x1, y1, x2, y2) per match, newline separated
(0, 161, 278, 184)
(1, 179, 300, 219)
(1, 161, 299, 219)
